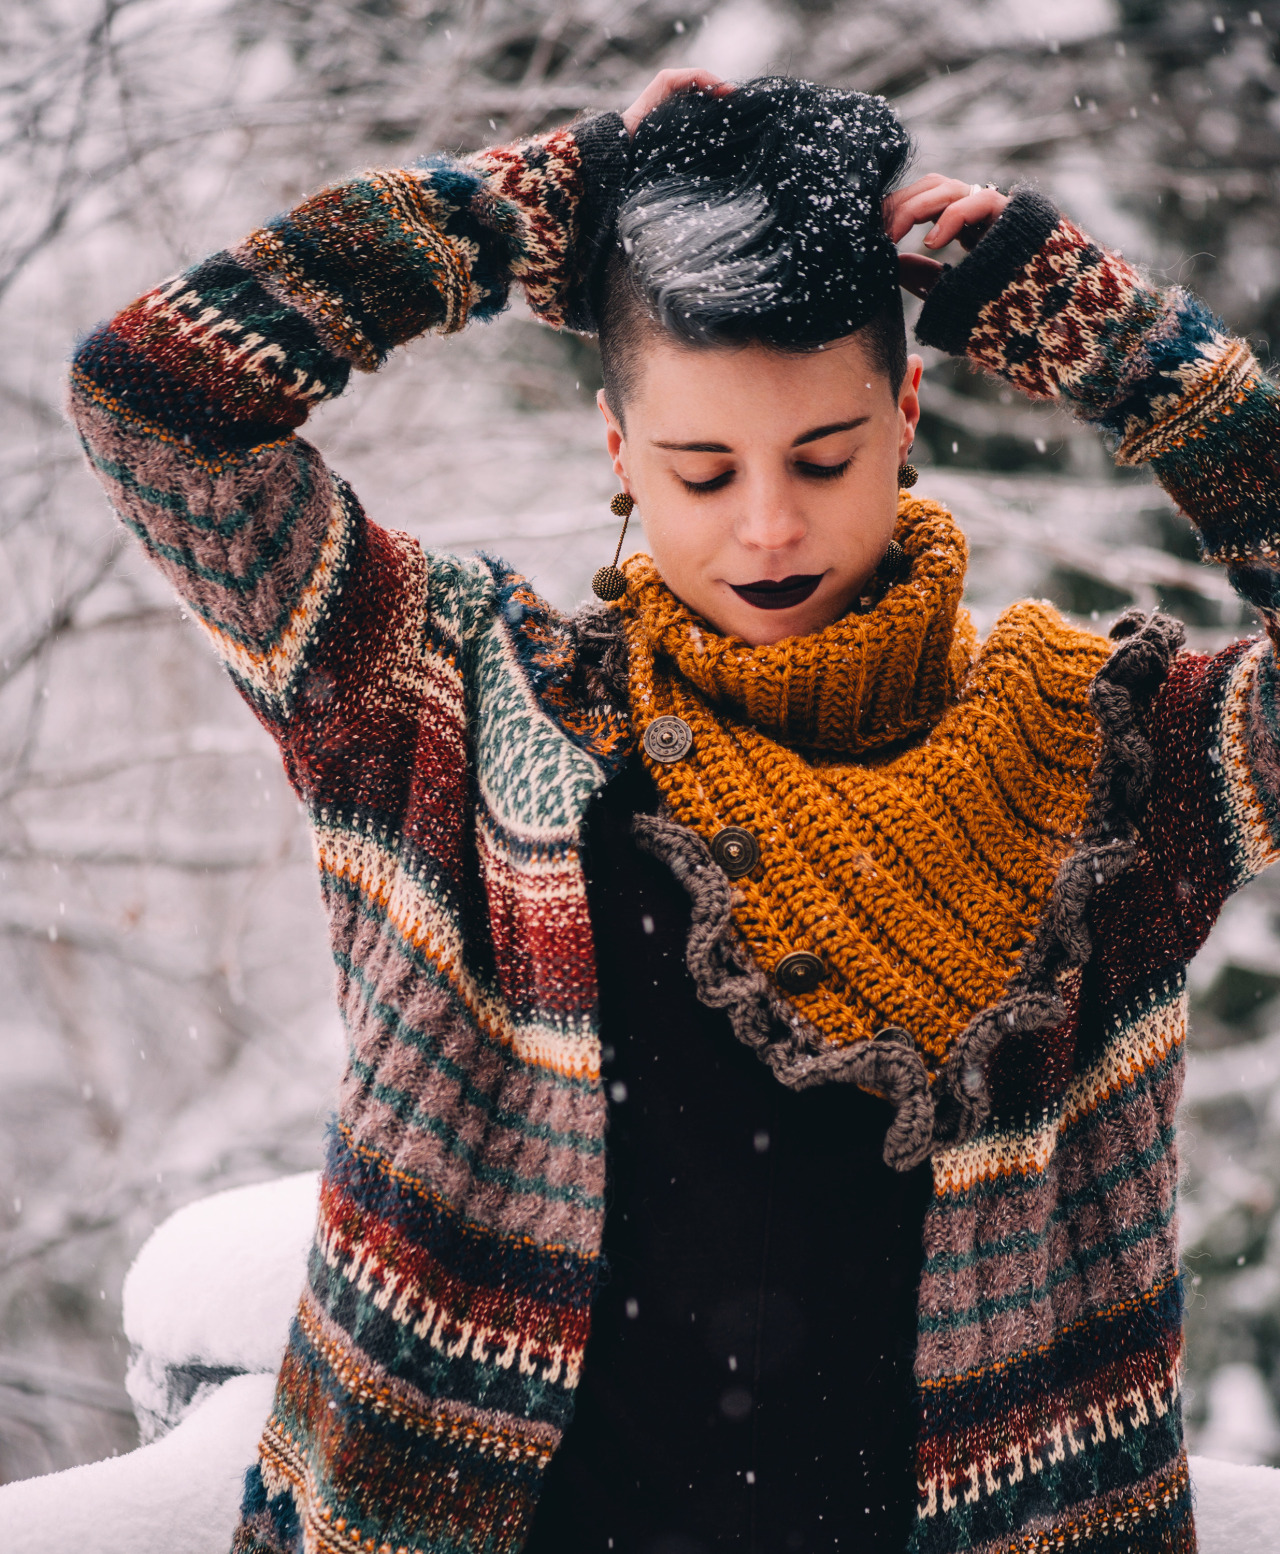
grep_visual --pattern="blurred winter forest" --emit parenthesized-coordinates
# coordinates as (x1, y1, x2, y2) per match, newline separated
(6, 0, 1280, 1484)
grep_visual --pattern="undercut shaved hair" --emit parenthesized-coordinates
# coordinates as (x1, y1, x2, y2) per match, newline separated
(590, 76, 912, 421)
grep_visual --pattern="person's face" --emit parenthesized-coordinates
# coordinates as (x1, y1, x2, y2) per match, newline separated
(599, 332, 923, 646)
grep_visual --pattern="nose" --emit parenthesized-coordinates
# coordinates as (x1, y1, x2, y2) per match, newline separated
(733, 476, 807, 553)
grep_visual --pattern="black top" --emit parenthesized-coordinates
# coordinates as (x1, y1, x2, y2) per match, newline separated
(524, 759, 931, 1554)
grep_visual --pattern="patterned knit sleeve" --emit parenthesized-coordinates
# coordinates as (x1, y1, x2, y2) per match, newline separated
(916, 190, 1280, 632)
(916, 195, 1280, 903)
(66, 114, 629, 746)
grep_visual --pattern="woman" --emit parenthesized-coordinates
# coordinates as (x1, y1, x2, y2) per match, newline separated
(68, 66, 1278, 1554)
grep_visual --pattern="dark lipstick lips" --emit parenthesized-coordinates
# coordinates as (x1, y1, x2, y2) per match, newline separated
(728, 574, 823, 611)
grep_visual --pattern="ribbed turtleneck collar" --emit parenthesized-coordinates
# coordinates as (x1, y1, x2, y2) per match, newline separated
(617, 495, 976, 755)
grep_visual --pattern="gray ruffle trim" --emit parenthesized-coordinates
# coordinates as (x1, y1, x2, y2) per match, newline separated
(632, 814, 935, 1172)
(931, 608, 1186, 1147)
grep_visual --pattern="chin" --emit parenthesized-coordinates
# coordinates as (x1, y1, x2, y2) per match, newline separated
(722, 602, 830, 647)
(732, 588, 856, 646)
(740, 615, 822, 647)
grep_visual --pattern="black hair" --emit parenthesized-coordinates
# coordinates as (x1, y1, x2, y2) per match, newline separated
(591, 77, 912, 417)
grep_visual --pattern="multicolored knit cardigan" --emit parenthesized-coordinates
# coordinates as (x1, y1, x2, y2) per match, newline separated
(68, 101, 1280, 1554)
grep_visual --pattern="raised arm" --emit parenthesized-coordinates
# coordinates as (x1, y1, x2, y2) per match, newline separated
(896, 181, 1280, 933)
(66, 114, 630, 746)
(898, 180, 1280, 637)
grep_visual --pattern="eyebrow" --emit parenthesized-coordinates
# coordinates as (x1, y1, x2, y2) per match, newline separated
(792, 416, 870, 447)
(651, 416, 870, 453)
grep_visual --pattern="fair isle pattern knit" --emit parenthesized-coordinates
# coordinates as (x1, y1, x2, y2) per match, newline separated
(908, 626, 1280, 1554)
(69, 121, 633, 1554)
(913, 190, 1280, 1553)
(68, 123, 1280, 1554)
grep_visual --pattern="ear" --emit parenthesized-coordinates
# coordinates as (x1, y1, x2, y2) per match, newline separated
(897, 353, 924, 461)
(597, 389, 628, 482)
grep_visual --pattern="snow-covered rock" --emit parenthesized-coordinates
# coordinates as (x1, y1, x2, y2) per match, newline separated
(123, 1171, 318, 1439)
(0, 1372, 275, 1554)
(1190, 1454, 1280, 1552)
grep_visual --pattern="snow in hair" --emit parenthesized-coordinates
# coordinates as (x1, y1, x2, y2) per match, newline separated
(615, 180, 791, 342)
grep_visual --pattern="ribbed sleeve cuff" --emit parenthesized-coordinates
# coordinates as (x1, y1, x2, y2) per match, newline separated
(915, 188, 1062, 357)
(563, 111, 631, 332)
(571, 111, 630, 206)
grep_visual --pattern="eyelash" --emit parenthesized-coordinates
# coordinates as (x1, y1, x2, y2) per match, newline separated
(799, 457, 853, 482)
(680, 458, 853, 495)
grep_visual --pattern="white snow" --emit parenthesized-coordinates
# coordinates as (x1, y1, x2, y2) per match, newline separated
(123, 1171, 319, 1376)
(1190, 1454, 1280, 1553)
(0, 1373, 275, 1554)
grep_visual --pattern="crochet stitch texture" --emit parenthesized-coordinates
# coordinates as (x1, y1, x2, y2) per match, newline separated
(620, 500, 1109, 1108)
(67, 130, 1280, 1554)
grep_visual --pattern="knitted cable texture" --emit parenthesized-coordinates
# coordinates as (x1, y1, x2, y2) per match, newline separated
(621, 499, 1110, 1093)
(67, 135, 1280, 1554)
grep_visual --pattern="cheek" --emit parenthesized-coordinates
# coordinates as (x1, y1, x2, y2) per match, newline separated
(640, 502, 699, 571)
(637, 496, 729, 602)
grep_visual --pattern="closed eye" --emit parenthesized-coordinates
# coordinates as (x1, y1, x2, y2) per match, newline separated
(796, 457, 853, 481)
(680, 470, 735, 494)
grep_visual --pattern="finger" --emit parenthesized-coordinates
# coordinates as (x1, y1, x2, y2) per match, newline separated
(621, 68, 732, 135)
(648, 67, 729, 103)
(898, 253, 945, 300)
(883, 180, 971, 243)
(882, 179, 972, 243)
(924, 190, 1007, 249)
(883, 173, 952, 217)
(667, 67, 730, 88)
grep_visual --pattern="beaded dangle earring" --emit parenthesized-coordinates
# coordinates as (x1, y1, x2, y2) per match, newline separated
(878, 538, 907, 583)
(591, 492, 635, 602)
(878, 453, 917, 585)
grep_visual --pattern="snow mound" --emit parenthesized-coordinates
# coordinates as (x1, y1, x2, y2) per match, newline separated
(1190, 1454, 1280, 1552)
(0, 1372, 275, 1554)
(123, 1171, 318, 1438)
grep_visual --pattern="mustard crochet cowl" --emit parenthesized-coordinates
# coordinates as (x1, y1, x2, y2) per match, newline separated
(618, 495, 1112, 1140)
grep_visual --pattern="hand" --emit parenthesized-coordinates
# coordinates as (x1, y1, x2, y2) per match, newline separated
(884, 174, 1010, 299)
(621, 67, 734, 139)
(883, 174, 1009, 249)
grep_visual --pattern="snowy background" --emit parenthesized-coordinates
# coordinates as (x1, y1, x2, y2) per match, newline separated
(5, 0, 1280, 1482)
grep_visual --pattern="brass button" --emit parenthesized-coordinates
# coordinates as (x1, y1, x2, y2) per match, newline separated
(774, 951, 826, 995)
(642, 715, 694, 764)
(710, 826, 760, 879)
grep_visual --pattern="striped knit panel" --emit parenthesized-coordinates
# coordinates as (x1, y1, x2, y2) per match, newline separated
(912, 966, 1190, 1554)
(909, 638, 1280, 1552)
(233, 544, 625, 1554)
(67, 131, 635, 1553)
